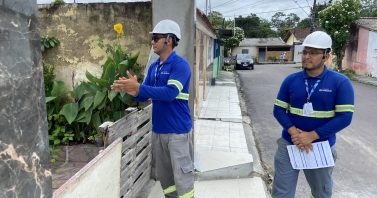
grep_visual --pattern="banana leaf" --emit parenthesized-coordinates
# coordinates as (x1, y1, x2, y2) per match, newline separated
(93, 91, 106, 109)
(86, 71, 109, 87)
(60, 103, 79, 124)
(51, 80, 65, 97)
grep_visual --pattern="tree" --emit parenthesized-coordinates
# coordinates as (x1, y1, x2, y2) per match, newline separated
(319, 0, 362, 70)
(258, 20, 277, 37)
(297, 2, 332, 29)
(207, 11, 233, 29)
(208, 11, 225, 29)
(223, 27, 245, 55)
(235, 14, 276, 38)
(297, 18, 312, 28)
(271, 12, 300, 38)
(361, 0, 377, 16)
(206, 11, 245, 55)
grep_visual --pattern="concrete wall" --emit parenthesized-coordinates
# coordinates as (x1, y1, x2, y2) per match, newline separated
(294, 45, 304, 63)
(232, 47, 258, 58)
(38, 3, 152, 89)
(53, 138, 122, 198)
(367, 31, 377, 77)
(195, 14, 216, 113)
(344, 27, 369, 74)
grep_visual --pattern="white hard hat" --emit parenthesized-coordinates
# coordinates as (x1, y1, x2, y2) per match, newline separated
(150, 19, 181, 40)
(302, 31, 332, 49)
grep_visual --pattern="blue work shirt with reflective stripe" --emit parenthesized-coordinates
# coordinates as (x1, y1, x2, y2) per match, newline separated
(135, 51, 192, 134)
(273, 66, 354, 146)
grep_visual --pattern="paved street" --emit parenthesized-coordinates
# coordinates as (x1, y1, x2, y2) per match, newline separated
(237, 64, 377, 198)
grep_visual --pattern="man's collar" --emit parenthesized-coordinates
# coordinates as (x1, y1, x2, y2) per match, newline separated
(156, 51, 176, 65)
(303, 66, 328, 79)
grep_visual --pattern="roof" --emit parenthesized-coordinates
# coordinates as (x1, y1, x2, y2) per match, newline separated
(284, 27, 322, 42)
(196, 8, 217, 39)
(356, 17, 377, 32)
(239, 37, 290, 47)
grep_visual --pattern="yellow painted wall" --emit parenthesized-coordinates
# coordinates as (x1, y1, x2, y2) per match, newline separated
(286, 35, 297, 45)
(38, 3, 152, 89)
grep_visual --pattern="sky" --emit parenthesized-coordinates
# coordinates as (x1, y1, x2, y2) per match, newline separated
(196, 0, 330, 21)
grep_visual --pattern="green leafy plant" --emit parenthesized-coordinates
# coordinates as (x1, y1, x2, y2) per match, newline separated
(41, 36, 60, 52)
(43, 63, 56, 97)
(337, 68, 356, 79)
(58, 23, 144, 143)
(53, 0, 65, 5)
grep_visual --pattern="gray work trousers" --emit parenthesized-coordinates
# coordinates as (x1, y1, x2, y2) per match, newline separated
(272, 138, 337, 198)
(152, 132, 194, 198)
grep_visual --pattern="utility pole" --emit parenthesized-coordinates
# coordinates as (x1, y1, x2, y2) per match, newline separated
(209, 0, 212, 13)
(233, 13, 236, 36)
(205, 0, 208, 15)
(310, 0, 317, 32)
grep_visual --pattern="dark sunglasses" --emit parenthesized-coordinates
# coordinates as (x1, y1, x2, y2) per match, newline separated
(151, 35, 166, 42)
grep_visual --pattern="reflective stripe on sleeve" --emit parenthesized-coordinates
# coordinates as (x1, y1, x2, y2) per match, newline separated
(274, 99, 289, 109)
(168, 79, 183, 92)
(176, 93, 189, 100)
(335, 104, 355, 112)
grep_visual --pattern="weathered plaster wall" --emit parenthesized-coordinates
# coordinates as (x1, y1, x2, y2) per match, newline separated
(367, 31, 377, 77)
(0, 1, 52, 197)
(344, 27, 369, 74)
(38, 3, 152, 89)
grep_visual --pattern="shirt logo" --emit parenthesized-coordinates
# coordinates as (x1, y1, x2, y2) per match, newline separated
(319, 88, 332, 93)
(160, 71, 170, 75)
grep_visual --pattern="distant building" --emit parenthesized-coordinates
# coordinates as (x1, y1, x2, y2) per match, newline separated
(284, 27, 321, 63)
(232, 38, 291, 63)
(343, 17, 377, 77)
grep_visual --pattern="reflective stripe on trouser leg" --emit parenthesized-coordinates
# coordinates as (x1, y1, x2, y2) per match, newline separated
(169, 132, 195, 197)
(303, 146, 337, 198)
(152, 132, 178, 198)
(272, 138, 300, 198)
(163, 185, 177, 195)
(179, 188, 194, 198)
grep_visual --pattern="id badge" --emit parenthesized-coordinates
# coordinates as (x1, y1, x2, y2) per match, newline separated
(303, 102, 314, 117)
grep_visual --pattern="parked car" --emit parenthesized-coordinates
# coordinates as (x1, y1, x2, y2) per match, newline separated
(235, 54, 254, 70)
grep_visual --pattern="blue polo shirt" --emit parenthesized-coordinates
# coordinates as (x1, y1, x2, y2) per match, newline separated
(135, 51, 192, 134)
(273, 66, 355, 146)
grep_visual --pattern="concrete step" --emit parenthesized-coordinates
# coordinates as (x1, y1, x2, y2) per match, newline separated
(195, 150, 253, 180)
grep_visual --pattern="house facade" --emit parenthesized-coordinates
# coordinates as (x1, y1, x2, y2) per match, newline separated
(195, 8, 218, 116)
(232, 38, 291, 63)
(343, 17, 377, 77)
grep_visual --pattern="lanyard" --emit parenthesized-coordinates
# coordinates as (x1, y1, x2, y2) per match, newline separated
(305, 79, 320, 102)
(154, 64, 163, 86)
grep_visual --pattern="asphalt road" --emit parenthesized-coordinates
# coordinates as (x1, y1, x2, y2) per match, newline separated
(237, 64, 377, 198)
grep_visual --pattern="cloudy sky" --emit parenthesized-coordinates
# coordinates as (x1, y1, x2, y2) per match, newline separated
(196, 0, 330, 21)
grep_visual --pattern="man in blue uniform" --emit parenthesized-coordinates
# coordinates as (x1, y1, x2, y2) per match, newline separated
(111, 19, 194, 198)
(272, 31, 355, 198)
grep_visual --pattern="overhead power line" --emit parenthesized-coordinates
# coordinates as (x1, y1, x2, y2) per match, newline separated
(223, 6, 311, 18)
(293, 0, 310, 16)
(211, 0, 239, 10)
(220, 0, 267, 15)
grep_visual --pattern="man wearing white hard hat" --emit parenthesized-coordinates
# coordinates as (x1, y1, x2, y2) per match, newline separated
(272, 31, 355, 198)
(112, 19, 194, 198)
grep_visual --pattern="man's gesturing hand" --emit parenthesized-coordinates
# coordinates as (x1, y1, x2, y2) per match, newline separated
(111, 70, 140, 96)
